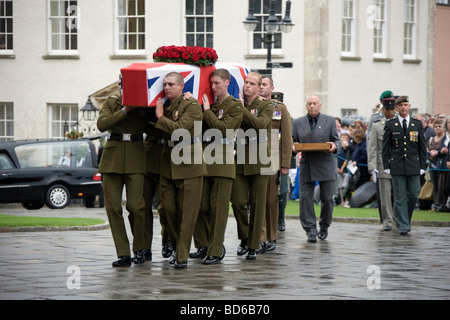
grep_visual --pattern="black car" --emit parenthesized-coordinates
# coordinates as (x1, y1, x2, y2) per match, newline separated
(0, 139, 102, 210)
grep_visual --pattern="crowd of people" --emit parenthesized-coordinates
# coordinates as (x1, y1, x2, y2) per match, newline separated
(96, 71, 450, 268)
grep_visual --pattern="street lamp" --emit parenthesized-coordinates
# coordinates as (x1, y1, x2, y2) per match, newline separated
(243, 0, 295, 75)
(242, 0, 259, 31)
(81, 97, 98, 121)
(80, 97, 99, 136)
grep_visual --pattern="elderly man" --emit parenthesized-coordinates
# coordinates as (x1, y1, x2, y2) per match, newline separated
(292, 95, 340, 242)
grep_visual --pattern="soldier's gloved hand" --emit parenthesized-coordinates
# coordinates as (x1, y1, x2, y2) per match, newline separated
(371, 169, 378, 183)
(420, 169, 426, 175)
(384, 169, 390, 175)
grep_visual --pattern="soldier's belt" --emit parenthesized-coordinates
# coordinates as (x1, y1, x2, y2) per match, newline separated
(237, 135, 269, 146)
(166, 136, 202, 147)
(146, 136, 166, 144)
(203, 136, 235, 147)
(109, 133, 144, 142)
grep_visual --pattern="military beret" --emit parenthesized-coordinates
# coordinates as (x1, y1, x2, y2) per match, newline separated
(380, 90, 394, 101)
(395, 96, 409, 105)
(382, 98, 396, 109)
(271, 91, 284, 102)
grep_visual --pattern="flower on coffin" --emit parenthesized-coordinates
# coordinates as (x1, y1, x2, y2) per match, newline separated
(153, 45, 218, 67)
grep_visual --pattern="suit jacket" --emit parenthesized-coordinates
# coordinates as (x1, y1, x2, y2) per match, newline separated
(97, 95, 147, 174)
(382, 116, 426, 176)
(292, 113, 340, 182)
(368, 118, 391, 179)
(202, 95, 243, 179)
(155, 95, 206, 180)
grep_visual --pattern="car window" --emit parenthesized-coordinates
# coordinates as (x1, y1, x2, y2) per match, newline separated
(14, 141, 93, 168)
(0, 154, 14, 170)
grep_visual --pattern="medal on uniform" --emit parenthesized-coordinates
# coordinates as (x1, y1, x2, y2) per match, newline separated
(218, 109, 223, 120)
(174, 111, 179, 121)
(410, 131, 418, 142)
(272, 111, 281, 120)
(251, 109, 258, 116)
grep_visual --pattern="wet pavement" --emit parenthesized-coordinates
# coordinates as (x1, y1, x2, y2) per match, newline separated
(0, 205, 449, 301)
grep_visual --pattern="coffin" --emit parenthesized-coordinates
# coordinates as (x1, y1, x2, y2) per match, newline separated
(120, 62, 250, 107)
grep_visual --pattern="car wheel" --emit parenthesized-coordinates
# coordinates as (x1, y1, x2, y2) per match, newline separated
(22, 202, 45, 210)
(46, 184, 70, 209)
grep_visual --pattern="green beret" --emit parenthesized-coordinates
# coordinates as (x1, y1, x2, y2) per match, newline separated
(395, 96, 409, 105)
(379, 90, 394, 101)
(271, 91, 284, 102)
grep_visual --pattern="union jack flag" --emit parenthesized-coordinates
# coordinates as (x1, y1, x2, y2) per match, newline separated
(120, 62, 250, 107)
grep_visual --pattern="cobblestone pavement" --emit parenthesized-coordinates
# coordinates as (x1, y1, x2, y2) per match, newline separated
(0, 205, 449, 302)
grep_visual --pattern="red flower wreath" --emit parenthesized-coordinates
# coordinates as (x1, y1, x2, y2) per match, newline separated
(153, 45, 218, 67)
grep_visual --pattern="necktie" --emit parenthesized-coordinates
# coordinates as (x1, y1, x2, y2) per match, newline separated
(311, 117, 316, 134)
(402, 119, 407, 134)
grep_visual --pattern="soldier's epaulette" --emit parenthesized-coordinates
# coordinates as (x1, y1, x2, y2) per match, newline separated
(373, 118, 381, 123)
(386, 117, 395, 122)
(258, 96, 267, 101)
(109, 94, 120, 99)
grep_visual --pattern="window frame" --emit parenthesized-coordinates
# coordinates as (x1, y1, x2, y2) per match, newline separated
(184, 0, 214, 48)
(0, 102, 14, 141)
(0, 0, 13, 55)
(341, 0, 356, 57)
(248, 0, 283, 56)
(47, 0, 79, 55)
(48, 104, 79, 139)
(114, 0, 146, 55)
(403, 0, 417, 59)
(373, 0, 387, 58)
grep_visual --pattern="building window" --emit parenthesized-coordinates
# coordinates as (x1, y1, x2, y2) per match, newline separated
(341, 0, 355, 56)
(251, 0, 282, 53)
(185, 0, 214, 48)
(373, 0, 387, 58)
(49, 0, 78, 53)
(116, 0, 145, 53)
(436, 0, 449, 5)
(0, 0, 13, 53)
(404, 0, 416, 58)
(0, 102, 13, 141)
(49, 104, 78, 139)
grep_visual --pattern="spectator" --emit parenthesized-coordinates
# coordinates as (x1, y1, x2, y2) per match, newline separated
(417, 113, 436, 143)
(337, 132, 350, 206)
(427, 119, 449, 212)
(350, 129, 369, 190)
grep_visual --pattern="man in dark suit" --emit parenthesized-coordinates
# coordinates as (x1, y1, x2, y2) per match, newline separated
(382, 96, 427, 235)
(292, 95, 340, 242)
